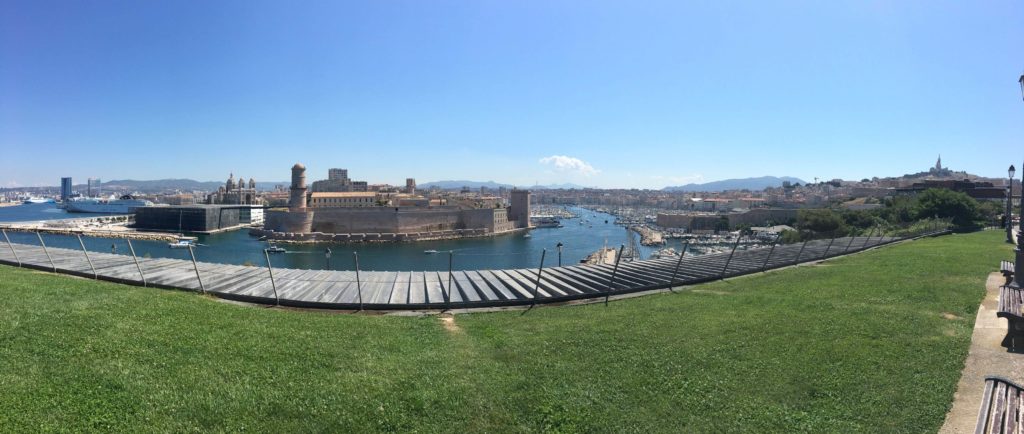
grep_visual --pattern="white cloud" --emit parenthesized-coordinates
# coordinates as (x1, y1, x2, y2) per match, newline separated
(538, 155, 599, 177)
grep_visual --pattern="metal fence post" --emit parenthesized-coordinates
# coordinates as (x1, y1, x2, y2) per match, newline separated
(822, 237, 837, 259)
(126, 238, 146, 286)
(354, 251, 363, 311)
(793, 240, 808, 266)
(605, 245, 625, 306)
(263, 249, 279, 306)
(76, 234, 97, 279)
(36, 232, 56, 272)
(3, 229, 22, 267)
(720, 232, 744, 279)
(761, 234, 782, 272)
(187, 244, 206, 294)
(532, 249, 547, 305)
(860, 228, 875, 249)
(843, 232, 857, 253)
(445, 251, 453, 311)
(667, 241, 690, 291)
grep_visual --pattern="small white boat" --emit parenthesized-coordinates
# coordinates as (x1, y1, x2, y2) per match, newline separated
(523, 233, 532, 238)
(168, 240, 194, 249)
(424, 249, 439, 254)
(266, 244, 286, 253)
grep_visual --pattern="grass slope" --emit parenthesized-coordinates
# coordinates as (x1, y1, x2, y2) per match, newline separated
(0, 231, 1008, 432)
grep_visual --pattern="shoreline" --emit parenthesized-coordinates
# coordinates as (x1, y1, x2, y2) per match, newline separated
(1, 214, 181, 242)
(0, 226, 181, 242)
(251, 227, 532, 244)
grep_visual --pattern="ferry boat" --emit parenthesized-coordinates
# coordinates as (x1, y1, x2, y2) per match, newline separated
(530, 216, 563, 228)
(66, 195, 155, 214)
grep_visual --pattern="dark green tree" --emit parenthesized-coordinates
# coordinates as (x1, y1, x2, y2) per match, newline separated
(840, 209, 876, 231)
(779, 229, 802, 244)
(797, 209, 849, 238)
(912, 188, 981, 229)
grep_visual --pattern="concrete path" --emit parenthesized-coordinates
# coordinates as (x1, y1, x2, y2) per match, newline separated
(939, 272, 1024, 433)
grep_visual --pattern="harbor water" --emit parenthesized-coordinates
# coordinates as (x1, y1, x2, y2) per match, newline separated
(0, 203, 703, 272)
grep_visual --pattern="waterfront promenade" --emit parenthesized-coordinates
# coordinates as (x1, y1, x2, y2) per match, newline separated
(0, 232, 941, 310)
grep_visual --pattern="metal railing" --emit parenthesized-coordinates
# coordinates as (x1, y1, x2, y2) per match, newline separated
(0, 221, 952, 311)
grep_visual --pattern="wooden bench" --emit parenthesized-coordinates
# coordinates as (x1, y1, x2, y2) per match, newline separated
(998, 285, 1024, 349)
(1002, 260, 1015, 277)
(976, 376, 1024, 433)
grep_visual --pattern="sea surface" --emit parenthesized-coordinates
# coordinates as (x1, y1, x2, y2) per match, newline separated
(0, 203, 700, 271)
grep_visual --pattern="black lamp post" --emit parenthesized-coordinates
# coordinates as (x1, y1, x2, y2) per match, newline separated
(1009, 165, 1016, 243)
(1012, 74, 1024, 287)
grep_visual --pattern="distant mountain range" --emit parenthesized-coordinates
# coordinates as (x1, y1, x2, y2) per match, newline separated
(97, 179, 288, 193)
(418, 180, 514, 190)
(418, 180, 590, 190)
(528, 183, 590, 190)
(662, 176, 806, 192)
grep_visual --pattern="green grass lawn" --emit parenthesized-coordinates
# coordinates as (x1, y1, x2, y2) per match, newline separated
(0, 231, 1009, 432)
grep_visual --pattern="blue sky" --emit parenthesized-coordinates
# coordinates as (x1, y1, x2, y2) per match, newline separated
(2, 1, 1022, 189)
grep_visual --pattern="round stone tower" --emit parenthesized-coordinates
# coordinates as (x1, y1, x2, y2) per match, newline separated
(289, 163, 307, 210)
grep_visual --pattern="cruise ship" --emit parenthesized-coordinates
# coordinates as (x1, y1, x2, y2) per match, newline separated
(65, 195, 155, 214)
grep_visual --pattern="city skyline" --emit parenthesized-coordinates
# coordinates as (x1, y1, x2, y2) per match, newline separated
(2, 1, 1023, 188)
(0, 156, 996, 191)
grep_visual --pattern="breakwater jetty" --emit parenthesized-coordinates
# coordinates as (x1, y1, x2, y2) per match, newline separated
(1, 215, 180, 242)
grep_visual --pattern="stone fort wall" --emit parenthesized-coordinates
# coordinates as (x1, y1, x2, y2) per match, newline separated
(264, 206, 523, 237)
(657, 208, 798, 231)
(264, 209, 314, 233)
